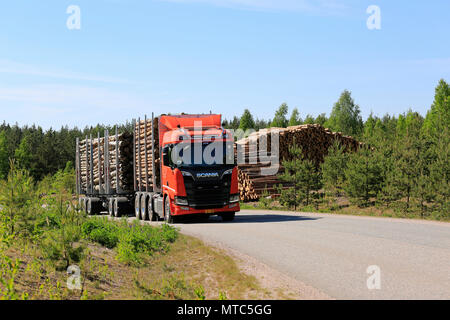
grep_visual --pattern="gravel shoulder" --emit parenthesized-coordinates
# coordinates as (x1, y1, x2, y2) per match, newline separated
(181, 229, 332, 300)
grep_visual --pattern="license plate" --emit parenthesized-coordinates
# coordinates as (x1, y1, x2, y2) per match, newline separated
(205, 209, 215, 214)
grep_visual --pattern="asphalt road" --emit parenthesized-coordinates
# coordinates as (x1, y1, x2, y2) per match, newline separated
(169, 210, 450, 300)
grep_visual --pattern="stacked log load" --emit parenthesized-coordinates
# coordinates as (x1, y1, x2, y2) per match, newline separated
(134, 117, 160, 191)
(236, 124, 361, 201)
(79, 132, 134, 193)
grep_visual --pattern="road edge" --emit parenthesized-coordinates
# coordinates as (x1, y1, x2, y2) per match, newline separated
(179, 229, 333, 300)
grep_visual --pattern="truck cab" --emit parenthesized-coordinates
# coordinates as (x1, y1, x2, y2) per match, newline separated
(158, 114, 240, 222)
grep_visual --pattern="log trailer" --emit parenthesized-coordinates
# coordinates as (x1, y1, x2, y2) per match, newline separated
(76, 113, 240, 223)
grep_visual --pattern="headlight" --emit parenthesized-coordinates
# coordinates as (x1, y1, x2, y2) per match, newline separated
(221, 168, 233, 178)
(181, 171, 193, 177)
(175, 196, 188, 206)
(229, 194, 240, 203)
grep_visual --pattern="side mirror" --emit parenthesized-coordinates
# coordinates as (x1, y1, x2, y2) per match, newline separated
(162, 146, 170, 167)
(162, 146, 170, 166)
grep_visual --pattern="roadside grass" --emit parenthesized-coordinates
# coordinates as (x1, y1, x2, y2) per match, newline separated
(3, 228, 276, 300)
(0, 164, 309, 300)
(137, 234, 266, 300)
(1, 192, 288, 300)
(0, 163, 278, 300)
(81, 218, 178, 266)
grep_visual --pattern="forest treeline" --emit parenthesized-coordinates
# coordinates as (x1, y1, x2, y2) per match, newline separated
(252, 79, 448, 220)
(0, 80, 448, 216)
(0, 121, 133, 181)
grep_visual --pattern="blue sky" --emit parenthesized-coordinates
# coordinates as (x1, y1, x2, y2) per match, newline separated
(0, 0, 449, 129)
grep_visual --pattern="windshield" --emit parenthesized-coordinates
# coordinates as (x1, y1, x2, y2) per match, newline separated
(168, 141, 235, 168)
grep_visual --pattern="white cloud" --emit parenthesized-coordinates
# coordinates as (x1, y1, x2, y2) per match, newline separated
(160, 0, 350, 14)
(0, 84, 144, 111)
(0, 83, 188, 128)
(0, 59, 129, 84)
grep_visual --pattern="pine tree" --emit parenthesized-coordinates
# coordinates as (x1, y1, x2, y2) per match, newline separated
(380, 114, 423, 213)
(230, 116, 241, 130)
(396, 114, 407, 137)
(279, 145, 322, 210)
(363, 113, 377, 139)
(414, 146, 434, 218)
(322, 142, 349, 198)
(0, 160, 35, 237)
(422, 79, 450, 137)
(303, 114, 315, 124)
(14, 134, 33, 170)
(255, 118, 270, 130)
(344, 146, 383, 207)
(0, 132, 9, 179)
(239, 109, 255, 132)
(288, 108, 301, 126)
(315, 113, 327, 126)
(428, 126, 450, 219)
(271, 103, 289, 128)
(325, 90, 363, 137)
(391, 136, 418, 212)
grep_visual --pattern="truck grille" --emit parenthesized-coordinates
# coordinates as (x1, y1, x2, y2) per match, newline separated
(183, 175, 231, 209)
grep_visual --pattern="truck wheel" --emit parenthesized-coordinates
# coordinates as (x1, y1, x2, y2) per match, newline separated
(135, 195, 141, 220)
(114, 199, 121, 218)
(164, 197, 174, 224)
(87, 198, 101, 215)
(141, 196, 148, 221)
(86, 198, 95, 215)
(108, 199, 115, 217)
(78, 197, 85, 211)
(221, 212, 235, 222)
(149, 199, 158, 221)
(83, 198, 89, 214)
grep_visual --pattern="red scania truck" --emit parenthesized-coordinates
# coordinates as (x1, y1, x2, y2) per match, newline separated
(76, 113, 240, 223)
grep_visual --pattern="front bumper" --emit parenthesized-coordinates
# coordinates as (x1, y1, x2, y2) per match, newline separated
(171, 202, 240, 216)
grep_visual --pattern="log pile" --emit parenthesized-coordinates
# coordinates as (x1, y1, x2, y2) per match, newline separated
(236, 124, 361, 201)
(79, 132, 134, 193)
(134, 118, 160, 191)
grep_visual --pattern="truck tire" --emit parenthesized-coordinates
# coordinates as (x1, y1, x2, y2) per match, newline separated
(164, 197, 174, 224)
(141, 196, 149, 221)
(87, 198, 101, 215)
(149, 198, 158, 221)
(79, 197, 85, 211)
(83, 198, 89, 214)
(108, 198, 115, 217)
(86, 198, 92, 215)
(221, 212, 235, 222)
(114, 199, 121, 218)
(135, 194, 141, 220)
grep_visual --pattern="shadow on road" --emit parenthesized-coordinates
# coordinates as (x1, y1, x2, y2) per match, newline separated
(179, 213, 321, 224)
(96, 212, 320, 225)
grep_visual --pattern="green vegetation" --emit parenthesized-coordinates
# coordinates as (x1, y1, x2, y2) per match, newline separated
(244, 79, 449, 221)
(0, 164, 182, 299)
(238, 109, 256, 132)
(0, 121, 132, 182)
(82, 218, 178, 266)
(278, 145, 322, 210)
(0, 163, 283, 300)
(321, 142, 348, 200)
(0, 76, 448, 299)
(270, 103, 289, 128)
(324, 90, 363, 137)
(288, 108, 302, 126)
